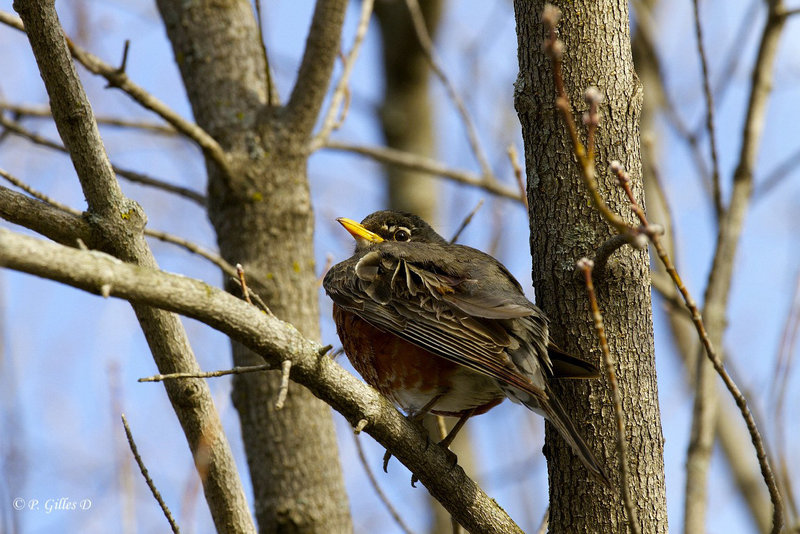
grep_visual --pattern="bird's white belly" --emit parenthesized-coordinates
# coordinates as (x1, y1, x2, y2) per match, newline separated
(391, 367, 505, 416)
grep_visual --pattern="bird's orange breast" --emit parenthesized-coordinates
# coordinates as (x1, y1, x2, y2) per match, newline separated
(333, 304, 503, 416)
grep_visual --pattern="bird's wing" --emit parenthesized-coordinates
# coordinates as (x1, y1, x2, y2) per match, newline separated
(324, 245, 550, 396)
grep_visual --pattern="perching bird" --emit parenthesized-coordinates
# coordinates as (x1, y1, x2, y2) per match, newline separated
(323, 210, 608, 484)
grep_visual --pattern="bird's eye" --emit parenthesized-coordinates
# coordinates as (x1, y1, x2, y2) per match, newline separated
(393, 228, 411, 242)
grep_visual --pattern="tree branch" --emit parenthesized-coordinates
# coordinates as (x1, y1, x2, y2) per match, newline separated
(323, 140, 523, 202)
(0, 102, 178, 135)
(686, 2, 788, 531)
(0, 183, 91, 246)
(121, 414, 181, 534)
(310, 0, 374, 150)
(0, 10, 230, 179)
(0, 227, 525, 534)
(284, 0, 349, 139)
(11, 2, 254, 531)
(0, 116, 206, 205)
(691, 0, 723, 219)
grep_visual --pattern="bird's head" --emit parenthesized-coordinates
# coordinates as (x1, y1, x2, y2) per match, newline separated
(336, 210, 447, 252)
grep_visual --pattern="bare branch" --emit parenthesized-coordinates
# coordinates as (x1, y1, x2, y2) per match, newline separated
(0, 227, 525, 534)
(11, 3, 254, 531)
(0, 116, 205, 205)
(120, 414, 181, 534)
(0, 182, 90, 246)
(506, 145, 528, 210)
(686, 1, 789, 530)
(352, 433, 416, 534)
(608, 163, 784, 534)
(542, 12, 630, 234)
(323, 141, 523, 203)
(0, 102, 178, 135)
(691, 0, 723, 219)
(403, 0, 493, 180)
(139, 364, 272, 383)
(284, 0, 349, 139)
(0, 10, 231, 179)
(449, 199, 484, 244)
(577, 258, 641, 534)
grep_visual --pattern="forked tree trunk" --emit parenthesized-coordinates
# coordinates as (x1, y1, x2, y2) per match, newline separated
(156, 1, 352, 532)
(513, 1, 669, 531)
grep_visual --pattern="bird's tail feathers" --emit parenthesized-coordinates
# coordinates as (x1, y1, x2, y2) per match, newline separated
(508, 384, 611, 487)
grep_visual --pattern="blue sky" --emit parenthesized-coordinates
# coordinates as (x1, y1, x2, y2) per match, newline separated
(1, 1, 799, 532)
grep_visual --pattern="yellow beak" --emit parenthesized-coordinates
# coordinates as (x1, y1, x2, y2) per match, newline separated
(337, 218, 384, 244)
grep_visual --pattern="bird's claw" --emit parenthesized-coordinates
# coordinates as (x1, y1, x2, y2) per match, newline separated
(382, 449, 393, 473)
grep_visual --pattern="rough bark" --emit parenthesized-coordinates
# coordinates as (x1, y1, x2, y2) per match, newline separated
(513, 1, 668, 532)
(155, 1, 352, 532)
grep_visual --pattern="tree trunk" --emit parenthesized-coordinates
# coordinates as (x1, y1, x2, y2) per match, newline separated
(513, 1, 668, 532)
(374, 3, 473, 533)
(155, 1, 352, 532)
(374, 0, 443, 225)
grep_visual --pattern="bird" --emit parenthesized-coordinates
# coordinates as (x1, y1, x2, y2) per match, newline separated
(322, 209, 609, 485)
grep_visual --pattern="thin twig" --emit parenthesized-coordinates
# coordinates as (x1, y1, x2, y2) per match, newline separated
(120, 414, 181, 533)
(543, 6, 784, 530)
(139, 364, 272, 383)
(449, 199, 484, 244)
(755, 143, 800, 201)
(0, 102, 178, 135)
(691, 0, 723, 219)
(352, 433, 416, 534)
(403, 0, 494, 181)
(506, 145, 528, 210)
(0, 166, 245, 292)
(324, 141, 522, 202)
(310, 0, 374, 150)
(236, 264, 252, 305)
(0, 168, 80, 215)
(145, 229, 236, 278)
(608, 162, 784, 533)
(577, 258, 640, 534)
(541, 8, 629, 234)
(0, 11, 230, 179)
(274, 360, 292, 410)
(0, 116, 205, 205)
(772, 268, 800, 527)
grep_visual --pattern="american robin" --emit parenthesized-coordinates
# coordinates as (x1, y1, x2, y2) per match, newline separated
(323, 210, 609, 484)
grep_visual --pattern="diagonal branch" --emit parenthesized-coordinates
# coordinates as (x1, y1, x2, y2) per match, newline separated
(0, 102, 178, 135)
(0, 10, 230, 179)
(310, 0, 374, 150)
(403, 0, 493, 180)
(0, 116, 205, 205)
(0, 227, 525, 534)
(691, 0, 723, 219)
(11, 2, 254, 531)
(686, 2, 788, 532)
